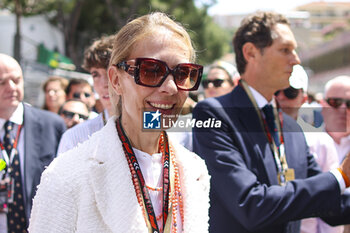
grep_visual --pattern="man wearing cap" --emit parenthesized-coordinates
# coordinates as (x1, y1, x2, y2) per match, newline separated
(275, 65, 343, 233)
(193, 11, 350, 233)
(202, 61, 239, 98)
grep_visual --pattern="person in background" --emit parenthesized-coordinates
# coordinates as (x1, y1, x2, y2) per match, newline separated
(57, 35, 119, 154)
(42, 76, 68, 113)
(65, 78, 98, 118)
(0, 53, 65, 232)
(202, 61, 238, 98)
(193, 11, 350, 233)
(321, 75, 350, 164)
(29, 12, 209, 233)
(300, 90, 324, 128)
(58, 99, 90, 129)
(275, 65, 343, 233)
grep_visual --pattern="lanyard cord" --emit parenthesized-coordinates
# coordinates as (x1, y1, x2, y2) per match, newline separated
(0, 124, 22, 167)
(116, 118, 170, 233)
(239, 80, 289, 177)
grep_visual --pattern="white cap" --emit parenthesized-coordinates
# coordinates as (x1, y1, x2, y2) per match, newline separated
(214, 61, 239, 78)
(289, 64, 308, 92)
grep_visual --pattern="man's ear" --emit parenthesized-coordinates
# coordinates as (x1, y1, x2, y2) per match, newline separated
(242, 42, 259, 64)
(302, 92, 308, 104)
(108, 65, 122, 95)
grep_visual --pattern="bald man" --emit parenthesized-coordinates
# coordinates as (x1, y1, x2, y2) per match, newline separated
(0, 53, 65, 232)
(321, 76, 350, 163)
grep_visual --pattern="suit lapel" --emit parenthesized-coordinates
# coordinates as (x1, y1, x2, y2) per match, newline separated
(233, 86, 279, 185)
(23, 105, 42, 201)
(88, 119, 147, 232)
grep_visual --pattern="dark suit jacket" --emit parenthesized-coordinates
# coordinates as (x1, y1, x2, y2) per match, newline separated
(192, 85, 350, 233)
(22, 103, 66, 221)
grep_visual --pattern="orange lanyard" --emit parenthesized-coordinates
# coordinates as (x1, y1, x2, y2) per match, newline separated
(116, 118, 170, 233)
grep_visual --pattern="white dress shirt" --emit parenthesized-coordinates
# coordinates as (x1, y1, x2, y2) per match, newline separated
(334, 134, 350, 163)
(299, 117, 343, 233)
(134, 148, 183, 232)
(0, 103, 25, 233)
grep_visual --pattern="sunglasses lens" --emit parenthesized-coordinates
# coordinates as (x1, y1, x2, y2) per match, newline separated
(79, 114, 89, 120)
(327, 98, 344, 108)
(138, 59, 167, 86)
(213, 79, 225, 88)
(62, 110, 88, 120)
(174, 64, 201, 90)
(62, 110, 74, 119)
(202, 79, 225, 89)
(283, 87, 299, 99)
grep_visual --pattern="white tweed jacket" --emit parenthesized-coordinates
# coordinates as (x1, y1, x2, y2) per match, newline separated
(28, 117, 210, 233)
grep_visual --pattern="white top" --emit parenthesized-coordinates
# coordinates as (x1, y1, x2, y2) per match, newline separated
(57, 110, 109, 155)
(29, 116, 210, 233)
(299, 117, 344, 233)
(134, 148, 183, 231)
(334, 134, 350, 163)
(248, 85, 272, 108)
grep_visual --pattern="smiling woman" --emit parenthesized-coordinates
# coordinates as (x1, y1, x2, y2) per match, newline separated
(29, 12, 210, 233)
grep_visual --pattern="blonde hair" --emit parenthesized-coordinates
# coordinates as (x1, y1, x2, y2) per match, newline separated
(109, 12, 196, 67)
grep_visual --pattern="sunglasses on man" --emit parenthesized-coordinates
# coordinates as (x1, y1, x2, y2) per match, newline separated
(73, 92, 91, 99)
(116, 57, 203, 91)
(275, 87, 300, 99)
(202, 79, 228, 89)
(61, 110, 89, 120)
(326, 97, 350, 109)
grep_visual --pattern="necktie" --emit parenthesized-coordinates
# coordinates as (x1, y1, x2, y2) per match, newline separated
(3, 121, 27, 232)
(3, 121, 14, 156)
(262, 105, 280, 147)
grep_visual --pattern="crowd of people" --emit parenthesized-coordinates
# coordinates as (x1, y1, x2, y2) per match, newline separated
(0, 10, 349, 233)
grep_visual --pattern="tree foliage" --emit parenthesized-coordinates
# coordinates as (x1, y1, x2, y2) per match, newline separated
(2, 0, 231, 68)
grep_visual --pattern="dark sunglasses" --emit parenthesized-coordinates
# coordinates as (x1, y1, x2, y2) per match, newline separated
(275, 87, 300, 99)
(115, 57, 203, 91)
(61, 110, 89, 120)
(73, 92, 91, 99)
(202, 79, 226, 88)
(326, 97, 350, 109)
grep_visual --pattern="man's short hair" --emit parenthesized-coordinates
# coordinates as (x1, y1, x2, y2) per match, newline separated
(82, 35, 114, 71)
(65, 78, 92, 95)
(233, 11, 289, 75)
(58, 98, 89, 115)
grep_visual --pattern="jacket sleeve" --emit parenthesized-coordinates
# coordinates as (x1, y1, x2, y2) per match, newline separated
(28, 159, 77, 233)
(192, 100, 348, 231)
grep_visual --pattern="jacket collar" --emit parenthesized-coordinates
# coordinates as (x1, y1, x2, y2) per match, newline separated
(232, 85, 279, 185)
(88, 117, 209, 232)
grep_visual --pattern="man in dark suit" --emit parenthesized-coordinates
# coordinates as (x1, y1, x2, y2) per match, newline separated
(193, 12, 350, 233)
(0, 53, 66, 232)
